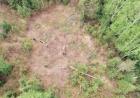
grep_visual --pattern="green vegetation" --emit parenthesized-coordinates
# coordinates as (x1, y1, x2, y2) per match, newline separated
(61, 0, 70, 5)
(0, 57, 12, 76)
(79, 0, 140, 97)
(78, 0, 98, 21)
(1, 0, 70, 17)
(100, 0, 140, 61)
(0, 21, 12, 39)
(70, 64, 103, 97)
(7, 0, 42, 17)
(18, 77, 56, 98)
(3, 76, 57, 98)
(107, 57, 137, 95)
(0, 56, 12, 85)
(116, 79, 136, 94)
(21, 38, 33, 53)
(17, 90, 57, 98)
(0, 0, 140, 97)
(79, 0, 140, 61)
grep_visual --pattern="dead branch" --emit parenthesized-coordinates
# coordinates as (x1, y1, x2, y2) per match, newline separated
(32, 38, 48, 47)
(69, 66, 96, 79)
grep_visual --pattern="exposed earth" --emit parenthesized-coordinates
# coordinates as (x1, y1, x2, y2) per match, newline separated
(25, 5, 113, 98)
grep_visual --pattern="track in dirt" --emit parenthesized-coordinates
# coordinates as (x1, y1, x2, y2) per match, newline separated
(26, 5, 107, 93)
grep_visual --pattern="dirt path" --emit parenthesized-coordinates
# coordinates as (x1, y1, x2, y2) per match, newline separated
(26, 5, 109, 97)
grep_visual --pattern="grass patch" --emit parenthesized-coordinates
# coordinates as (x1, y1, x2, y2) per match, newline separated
(21, 38, 33, 53)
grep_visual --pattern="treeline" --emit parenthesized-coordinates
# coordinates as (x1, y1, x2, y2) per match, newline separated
(79, 0, 140, 96)
(0, 0, 70, 17)
(79, 0, 140, 60)
(98, 0, 140, 89)
(99, 0, 140, 60)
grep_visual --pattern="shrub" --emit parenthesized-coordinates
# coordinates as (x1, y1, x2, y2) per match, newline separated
(115, 80, 136, 94)
(70, 64, 88, 86)
(17, 5, 31, 17)
(107, 57, 137, 95)
(21, 38, 33, 53)
(78, 0, 104, 22)
(78, 0, 98, 21)
(107, 57, 122, 79)
(61, 0, 70, 5)
(7, 0, 42, 17)
(0, 56, 12, 76)
(19, 77, 43, 92)
(18, 76, 57, 98)
(0, 56, 12, 86)
(85, 24, 97, 37)
(107, 57, 137, 81)
(107, 57, 121, 67)
(0, 21, 12, 39)
(17, 89, 57, 98)
(8, 0, 41, 10)
(90, 78, 103, 93)
(97, 0, 140, 61)
(70, 64, 103, 97)
(117, 59, 136, 72)
(3, 91, 16, 98)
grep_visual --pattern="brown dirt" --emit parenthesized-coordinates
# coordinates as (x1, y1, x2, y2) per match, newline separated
(25, 5, 113, 98)
(0, 3, 116, 98)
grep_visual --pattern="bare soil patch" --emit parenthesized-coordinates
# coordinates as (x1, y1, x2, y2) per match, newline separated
(26, 5, 112, 98)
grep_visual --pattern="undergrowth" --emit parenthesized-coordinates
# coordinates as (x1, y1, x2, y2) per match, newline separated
(3, 0, 70, 17)
(21, 38, 33, 53)
(0, 21, 12, 39)
(70, 64, 104, 98)
(0, 56, 12, 86)
(79, 0, 140, 97)
(107, 57, 138, 95)
(7, 0, 42, 17)
(3, 74, 57, 98)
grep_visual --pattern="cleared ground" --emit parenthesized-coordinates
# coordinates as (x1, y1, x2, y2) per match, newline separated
(26, 5, 113, 98)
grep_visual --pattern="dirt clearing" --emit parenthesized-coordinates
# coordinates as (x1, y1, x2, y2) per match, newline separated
(26, 4, 109, 97)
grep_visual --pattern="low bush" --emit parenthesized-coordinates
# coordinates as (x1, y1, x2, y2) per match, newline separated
(4, 76, 57, 98)
(78, 0, 98, 21)
(61, 0, 70, 5)
(3, 91, 17, 98)
(17, 5, 31, 17)
(80, 1, 140, 95)
(4, 0, 70, 17)
(0, 56, 12, 76)
(17, 89, 57, 98)
(0, 21, 12, 39)
(0, 56, 12, 86)
(7, 0, 42, 17)
(19, 77, 43, 92)
(107, 57, 137, 95)
(21, 38, 33, 53)
(70, 64, 103, 97)
(115, 80, 136, 94)
(18, 76, 57, 98)
(95, 0, 140, 61)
